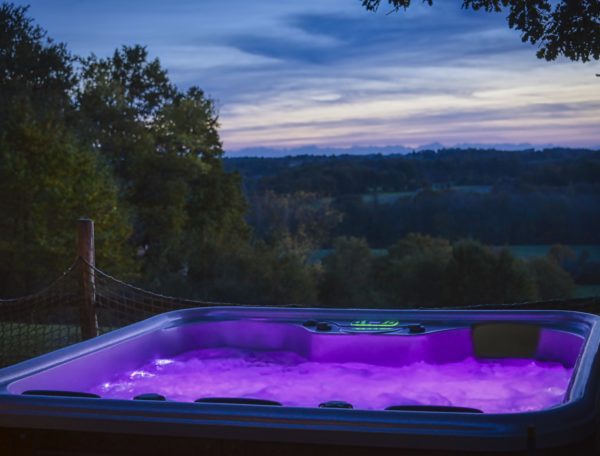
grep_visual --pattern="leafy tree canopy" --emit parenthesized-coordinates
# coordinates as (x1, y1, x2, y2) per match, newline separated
(376, 234, 452, 307)
(0, 3, 74, 118)
(0, 3, 135, 296)
(248, 190, 342, 258)
(529, 256, 575, 300)
(0, 3, 247, 296)
(77, 44, 248, 288)
(361, 0, 600, 62)
(0, 108, 135, 293)
(443, 240, 537, 305)
(320, 237, 382, 307)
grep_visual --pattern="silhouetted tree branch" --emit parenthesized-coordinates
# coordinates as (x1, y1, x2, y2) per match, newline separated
(361, 0, 600, 62)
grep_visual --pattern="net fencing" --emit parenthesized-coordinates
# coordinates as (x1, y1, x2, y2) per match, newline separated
(0, 261, 82, 368)
(0, 258, 304, 367)
(1, 257, 599, 368)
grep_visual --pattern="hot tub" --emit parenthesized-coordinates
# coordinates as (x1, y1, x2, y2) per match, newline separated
(0, 308, 599, 454)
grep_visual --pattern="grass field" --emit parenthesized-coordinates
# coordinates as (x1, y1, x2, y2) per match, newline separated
(504, 245, 600, 262)
(575, 285, 600, 298)
(361, 191, 417, 204)
(361, 185, 493, 204)
(311, 245, 600, 263)
(444, 185, 492, 194)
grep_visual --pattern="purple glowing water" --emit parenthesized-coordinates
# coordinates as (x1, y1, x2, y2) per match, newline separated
(91, 348, 573, 413)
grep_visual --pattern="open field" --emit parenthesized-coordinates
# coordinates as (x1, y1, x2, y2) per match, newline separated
(311, 245, 600, 263)
(575, 285, 600, 298)
(361, 191, 417, 204)
(361, 186, 493, 204)
(504, 245, 600, 261)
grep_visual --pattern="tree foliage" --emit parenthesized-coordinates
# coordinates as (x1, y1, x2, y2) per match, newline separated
(162, 239, 320, 305)
(0, 4, 251, 297)
(375, 234, 452, 307)
(248, 191, 342, 257)
(77, 45, 249, 289)
(443, 241, 537, 305)
(0, 4, 74, 120)
(529, 256, 575, 300)
(0, 108, 134, 296)
(320, 237, 382, 307)
(233, 150, 600, 247)
(361, 0, 600, 62)
(317, 234, 573, 308)
(0, 4, 134, 296)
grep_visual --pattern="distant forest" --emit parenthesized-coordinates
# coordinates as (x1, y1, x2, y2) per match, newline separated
(226, 149, 600, 246)
(224, 149, 600, 305)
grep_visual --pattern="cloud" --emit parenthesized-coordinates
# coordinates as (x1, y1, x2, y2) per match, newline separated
(14, 0, 600, 150)
(223, 7, 524, 68)
(225, 35, 337, 64)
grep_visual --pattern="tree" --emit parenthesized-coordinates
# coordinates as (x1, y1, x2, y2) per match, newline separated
(547, 244, 577, 266)
(361, 0, 600, 62)
(376, 233, 452, 307)
(319, 237, 382, 307)
(0, 103, 134, 297)
(490, 248, 537, 303)
(529, 257, 575, 300)
(0, 4, 75, 123)
(0, 3, 134, 296)
(246, 243, 319, 305)
(248, 190, 342, 257)
(443, 241, 536, 305)
(77, 46, 249, 291)
(173, 239, 319, 305)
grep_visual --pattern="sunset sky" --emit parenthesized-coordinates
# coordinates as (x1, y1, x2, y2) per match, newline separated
(18, 0, 600, 152)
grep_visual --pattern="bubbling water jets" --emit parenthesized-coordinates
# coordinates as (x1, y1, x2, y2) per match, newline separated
(91, 348, 573, 413)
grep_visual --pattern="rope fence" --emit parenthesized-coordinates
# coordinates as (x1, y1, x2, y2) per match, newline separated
(0, 257, 311, 368)
(0, 261, 83, 367)
(0, 256, 598, 368)
(0, 220, 599, 368)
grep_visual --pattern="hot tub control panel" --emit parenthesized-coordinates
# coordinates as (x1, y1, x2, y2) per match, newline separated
(302, 319, 426, 334)
(350, 320, 399, 330)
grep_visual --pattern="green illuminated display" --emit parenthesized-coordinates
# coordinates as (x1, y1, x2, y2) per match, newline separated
(350, 320, 399, 328)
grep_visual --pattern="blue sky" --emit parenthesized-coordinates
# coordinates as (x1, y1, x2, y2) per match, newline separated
(17, 0, 600, 151)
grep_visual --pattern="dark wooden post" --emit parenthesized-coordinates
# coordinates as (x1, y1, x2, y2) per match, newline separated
(78, 218, 98, 339)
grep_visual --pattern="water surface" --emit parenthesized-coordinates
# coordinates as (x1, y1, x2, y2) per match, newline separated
(91, 348, 573, 413)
